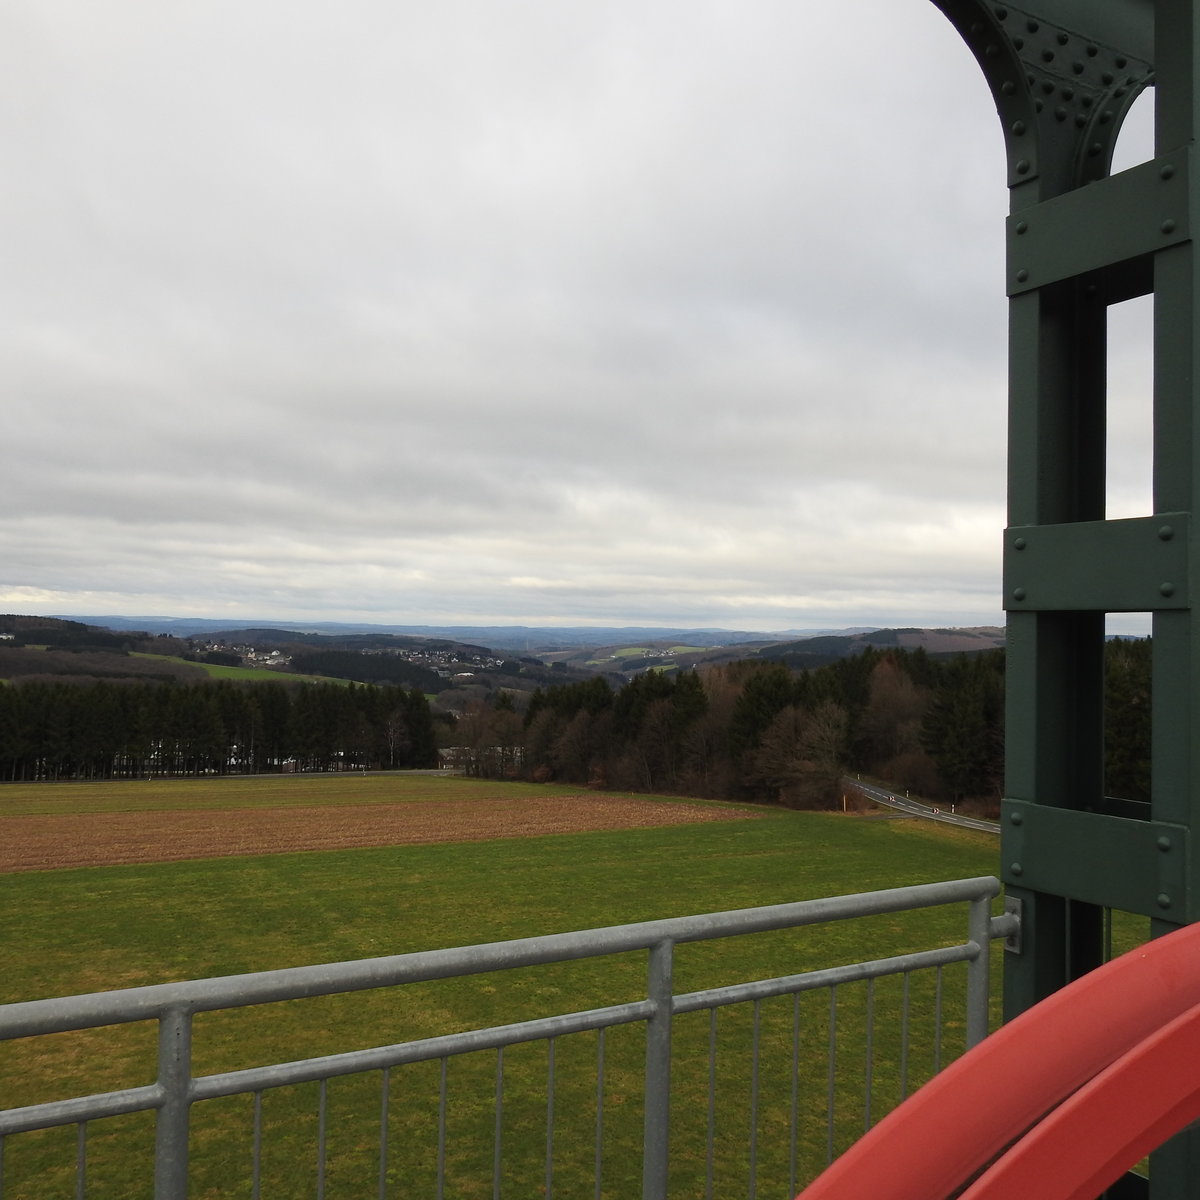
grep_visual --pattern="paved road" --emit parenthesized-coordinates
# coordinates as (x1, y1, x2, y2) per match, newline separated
(846, 778, 1000, 835)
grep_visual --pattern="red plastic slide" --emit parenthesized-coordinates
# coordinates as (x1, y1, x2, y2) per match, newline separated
(796, 920, 1200, 1200)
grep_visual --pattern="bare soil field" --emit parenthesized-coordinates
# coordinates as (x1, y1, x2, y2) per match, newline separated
(0, 794, 763, 872)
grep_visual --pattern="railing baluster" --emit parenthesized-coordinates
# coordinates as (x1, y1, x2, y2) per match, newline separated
(436, 1057, 447, 1200)
(493, 1049, 503, 1200)
(864, 979, 875, 1131)
(934, 967, 945, 1073)
(75, 1121, 86, 1200)
(900, 972, 911, 1101)
(545, 1037, 556, 1200)
(251, 1091, 262, 1200)
(316, 1080, 327, 1200)
(705, 1008, 717, 1200)
(748, 999, 761, 1200)
(826, 986, 838, 1167)
(593, 1029, 604, 1200)
(378, 1069, 389, 1200)
(789, 992, 800, 1197)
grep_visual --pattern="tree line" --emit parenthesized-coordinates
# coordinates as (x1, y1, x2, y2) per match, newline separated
(0, 680, 438, 781)
(454, 641, 1152, 812)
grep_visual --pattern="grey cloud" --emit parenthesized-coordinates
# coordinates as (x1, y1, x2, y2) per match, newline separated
(3, 0, 1099, 630)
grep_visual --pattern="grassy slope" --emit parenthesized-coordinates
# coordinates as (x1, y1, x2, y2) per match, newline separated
(0, 779, 1000, 1198)
(132, 651, 348, 684)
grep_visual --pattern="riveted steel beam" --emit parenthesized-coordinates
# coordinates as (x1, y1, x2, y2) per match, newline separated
(931, 0, 1153, 197)
(1003, 513, 1190, 611)
(1003, 799, 1190, 918)
(930, 2, 1200, 1192)
(1007, 149, 1192, 296)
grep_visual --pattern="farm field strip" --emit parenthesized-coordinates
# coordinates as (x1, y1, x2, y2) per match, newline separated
(0, 773, 747, 816)
(0, 793, 761, 871)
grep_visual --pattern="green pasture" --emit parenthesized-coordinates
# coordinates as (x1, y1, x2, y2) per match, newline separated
(132, 651, 347, 685)
(0, 777, 1001, 1198)
(0, 773, 658, 816)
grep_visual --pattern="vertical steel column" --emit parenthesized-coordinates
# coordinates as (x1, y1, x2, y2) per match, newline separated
(154, 1004, 193, 1200)
(928, 1, 1200, 1193)
(642, 938, 673, 1200)
(965, 893, 993, 1048)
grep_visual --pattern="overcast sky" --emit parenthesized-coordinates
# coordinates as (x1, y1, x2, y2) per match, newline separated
(2, 2, 1157, 633)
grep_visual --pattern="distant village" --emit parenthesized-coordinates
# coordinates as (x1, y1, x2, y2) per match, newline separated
(192, 637, 508, 681)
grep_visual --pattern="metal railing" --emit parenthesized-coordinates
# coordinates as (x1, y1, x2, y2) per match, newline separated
(0, 876, 1016, 1199)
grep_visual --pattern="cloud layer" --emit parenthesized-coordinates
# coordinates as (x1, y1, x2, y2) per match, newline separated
(2, 2, 1155, 630)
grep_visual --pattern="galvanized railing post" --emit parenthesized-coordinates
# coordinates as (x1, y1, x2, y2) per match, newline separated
(642, 937, 673, 1200)
(154, 1004, 193, 1200)
(965, 893, 992, 1048)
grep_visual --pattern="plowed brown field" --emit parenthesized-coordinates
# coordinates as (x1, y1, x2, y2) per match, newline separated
(1, 794, 762, 872)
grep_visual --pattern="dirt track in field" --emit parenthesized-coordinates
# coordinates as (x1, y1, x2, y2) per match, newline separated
(0, 795, 762, 872)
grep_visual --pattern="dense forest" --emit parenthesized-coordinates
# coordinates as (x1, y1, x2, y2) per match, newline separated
(0, 637, 1152, 809)
(454, 640, 1153, 814)
(0, 680, 437, 780)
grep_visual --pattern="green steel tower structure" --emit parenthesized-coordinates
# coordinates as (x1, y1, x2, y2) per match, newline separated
(933, 1, 1199, 1194)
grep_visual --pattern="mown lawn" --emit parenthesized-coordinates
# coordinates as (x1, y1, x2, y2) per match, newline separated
(0, 778, 1000, 1198)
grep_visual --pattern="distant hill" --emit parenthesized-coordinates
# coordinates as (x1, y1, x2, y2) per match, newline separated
(23, 616, 1005, 695)
(758, 626, 1006, 669)
(57, 616, 871, 652)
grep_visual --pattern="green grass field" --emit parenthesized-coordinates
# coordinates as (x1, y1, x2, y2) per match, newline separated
(0, 776, 1001, 1198)
(132, 651, 348, 685)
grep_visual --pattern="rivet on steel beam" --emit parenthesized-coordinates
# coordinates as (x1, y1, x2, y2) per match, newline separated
(1041, 80, 1055, 95)
(1086, 45, 1098, 58)
(1010, 811, 1023, 825)
(1016, 161, 1031, 176)
(1013, 37, 1025, 50)
(1162, 219, 1177, 235)
(1088, 143, 1103, 156)
(1099, 110, 1113, 124)
(1161, 582, 1176, 598)
(1011, 120, 1027, 136)
(1026, 20, 1038, 33)
(1013, 535, 1027, 548)
(1034, 98, 1044, 113)
(1061, 86, 1074, 100)
(1042, 50, 1055, 63)
(1157, 893, 1172, 910)
(1012, 587, 1027, 601)
(1081, 94, 1094, 108)
(1015, 269, 1029, 282)
(1001, 80, 1016, 95)
(1158, 836, 1173, 852)
(1010, 863, 1024, 876)
(1115, 56, 1127, 69)
(1074, 114, 1088, 129)
(995, 6, 1008, 19)
(1054, 107, 1068, 122)
(1102, 71, 1115, 85)
(1159, 525, 1175, 541)
(1072, 62, 1084, 76)
(1162, 164, 1176, 180)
